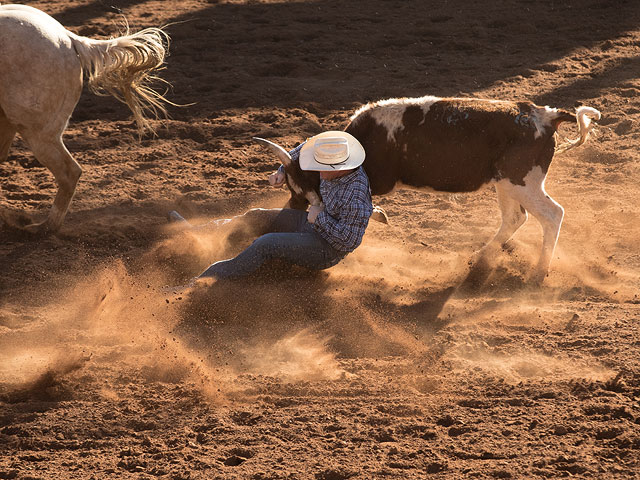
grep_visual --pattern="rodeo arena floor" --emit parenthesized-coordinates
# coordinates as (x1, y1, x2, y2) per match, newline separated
(1, 1, 640, 479)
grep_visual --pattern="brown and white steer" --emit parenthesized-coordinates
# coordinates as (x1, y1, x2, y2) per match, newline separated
(255, 95, 600, 284)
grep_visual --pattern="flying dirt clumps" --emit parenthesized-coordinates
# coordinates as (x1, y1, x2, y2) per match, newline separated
(1, 353, 90, 403)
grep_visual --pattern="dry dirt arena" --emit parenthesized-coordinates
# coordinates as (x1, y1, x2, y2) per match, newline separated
(1, 0, 640, 479)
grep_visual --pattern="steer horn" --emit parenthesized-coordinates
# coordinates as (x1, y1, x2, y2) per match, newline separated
(253, 137, 292, 167)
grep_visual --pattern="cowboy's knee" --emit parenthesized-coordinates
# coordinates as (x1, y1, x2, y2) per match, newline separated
(252, 233, 277, 251)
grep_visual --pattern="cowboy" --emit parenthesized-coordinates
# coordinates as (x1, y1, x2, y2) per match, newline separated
(170, 131, 373, 281)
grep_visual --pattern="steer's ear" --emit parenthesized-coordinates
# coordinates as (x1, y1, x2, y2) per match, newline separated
(253, 137, 292, 167)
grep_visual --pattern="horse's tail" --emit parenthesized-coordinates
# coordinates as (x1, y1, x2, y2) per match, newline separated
(68, 27, 170, 133)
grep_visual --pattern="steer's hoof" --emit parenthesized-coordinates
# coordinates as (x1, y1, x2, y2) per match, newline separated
(458, 258, 492, 294)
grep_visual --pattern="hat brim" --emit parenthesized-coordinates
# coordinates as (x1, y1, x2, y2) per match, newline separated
(299, 131, 366, 171)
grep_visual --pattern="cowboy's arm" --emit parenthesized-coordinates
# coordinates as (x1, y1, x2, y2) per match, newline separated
(313, 199, 371, 252)
(268, 143, 305, 187)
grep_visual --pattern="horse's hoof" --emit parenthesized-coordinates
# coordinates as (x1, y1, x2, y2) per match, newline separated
(528, 272, 547, 287)
(22, 221, 54, 235)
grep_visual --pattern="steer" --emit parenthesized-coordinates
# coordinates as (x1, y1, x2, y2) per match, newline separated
(255, 95, 601, 285)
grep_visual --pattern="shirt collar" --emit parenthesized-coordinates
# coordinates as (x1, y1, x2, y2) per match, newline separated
(323, 167, 361, 185)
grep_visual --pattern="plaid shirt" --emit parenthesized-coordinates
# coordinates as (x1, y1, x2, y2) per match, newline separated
(289, 144, 373, 252)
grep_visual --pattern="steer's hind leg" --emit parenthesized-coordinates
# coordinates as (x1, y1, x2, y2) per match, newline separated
(481, 182, 529, 257)
(462, 183, 528, 291)
(19, 131, 82, 233)
(498, 168, 564, 285)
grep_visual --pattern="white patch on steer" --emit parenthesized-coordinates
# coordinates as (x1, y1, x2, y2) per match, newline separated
(530, 105, 559, 139)
(287, 174, 303, 195)
(497, 166, 546, 199)
(351, 95, 441, 142)
(506, 165, 564, 238)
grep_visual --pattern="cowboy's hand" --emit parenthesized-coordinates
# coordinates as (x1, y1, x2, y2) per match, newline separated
(307, 205, 324, 224)
(268, 169, 286, 187)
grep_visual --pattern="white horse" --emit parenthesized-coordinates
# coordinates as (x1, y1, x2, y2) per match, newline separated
(0, 4, 170, 233)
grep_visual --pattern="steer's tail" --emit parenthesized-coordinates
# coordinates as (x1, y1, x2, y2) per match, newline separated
(68, 26, 170, 133)
(555, 106, 601, 154)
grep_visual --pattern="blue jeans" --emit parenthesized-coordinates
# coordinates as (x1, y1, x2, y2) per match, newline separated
(198, 208, 346, 280)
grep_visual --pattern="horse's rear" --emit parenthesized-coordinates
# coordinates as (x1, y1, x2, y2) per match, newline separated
(0, 6, 83, 233)
(0, 5, 169, 233)
(0, 5, 82, 143)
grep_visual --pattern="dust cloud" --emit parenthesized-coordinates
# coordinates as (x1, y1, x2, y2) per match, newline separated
(448, 345, 614, 385)
(0, 206, 630, 404)
(238, 330, 344, 381)
(0, 260, 227, 402)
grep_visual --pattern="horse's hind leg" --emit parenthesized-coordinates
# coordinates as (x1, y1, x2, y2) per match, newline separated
(0, 114, 16, 162)
(19, 131, 82, 233)
(0, 128, 15, 162)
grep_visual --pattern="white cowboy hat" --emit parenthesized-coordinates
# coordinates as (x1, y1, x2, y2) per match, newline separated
(299, 131, 366, 171)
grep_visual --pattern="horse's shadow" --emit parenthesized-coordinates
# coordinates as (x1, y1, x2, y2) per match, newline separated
(0, 208, 41, 239)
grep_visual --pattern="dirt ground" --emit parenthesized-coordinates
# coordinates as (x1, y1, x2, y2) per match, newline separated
(1, 0, 640, 478)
